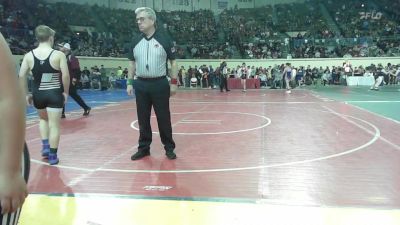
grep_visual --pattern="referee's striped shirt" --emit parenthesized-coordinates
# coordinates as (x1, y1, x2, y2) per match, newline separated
(128, 31, 176, 78)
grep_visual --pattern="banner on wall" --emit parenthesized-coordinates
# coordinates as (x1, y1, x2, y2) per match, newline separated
(117, 0, 137, 3)
(116, 0, 144, 10)
(173, 0, 189, 6)
(217, 1, 228, 9)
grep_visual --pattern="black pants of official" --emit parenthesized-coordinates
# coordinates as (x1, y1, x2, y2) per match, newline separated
(220, 76, 229, 91)
(0, 144, 30, 225)
(134, 77, 175, 152)
(62, 83, 90, 114)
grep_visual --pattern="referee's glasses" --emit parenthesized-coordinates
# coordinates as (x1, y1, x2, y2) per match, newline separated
(136, 17, 148, 23)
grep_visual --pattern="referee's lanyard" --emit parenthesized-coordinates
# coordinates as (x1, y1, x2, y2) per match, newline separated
(146, 42, 149, 71)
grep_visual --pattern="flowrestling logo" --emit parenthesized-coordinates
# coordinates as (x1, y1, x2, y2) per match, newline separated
(359, 11, 383, 20)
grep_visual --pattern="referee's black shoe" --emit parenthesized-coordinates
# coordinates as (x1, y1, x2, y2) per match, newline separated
(166, 150, 177, 160)
(131, 150, 150, 160)
(83, 107, 91, 116)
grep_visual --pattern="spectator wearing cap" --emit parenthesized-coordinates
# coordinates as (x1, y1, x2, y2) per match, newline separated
(58, 43, 91, 118)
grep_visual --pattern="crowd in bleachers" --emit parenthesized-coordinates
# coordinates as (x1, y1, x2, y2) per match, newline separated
(173, 62, 400, 90)
(1, 0, 400, 59)
(219, 6, 278, 59)
(0, 0, 34, 54)
(241, 40, 284, 59)
(377, 0, 400, 22)
(325, 0, 399, 38)
(187, 42, 234, 59)
(275, 2, 333, 39)
(158, 10, 217, 45)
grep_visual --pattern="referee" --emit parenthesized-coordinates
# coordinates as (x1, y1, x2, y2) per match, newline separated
(127, 7, 178, 160)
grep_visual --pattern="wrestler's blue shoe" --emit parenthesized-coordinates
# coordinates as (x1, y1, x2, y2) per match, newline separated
(48, 152, 59, 165)
(41, 147, 50, 158)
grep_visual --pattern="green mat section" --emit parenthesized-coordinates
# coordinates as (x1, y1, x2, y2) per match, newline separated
(307, 85, 400, 122)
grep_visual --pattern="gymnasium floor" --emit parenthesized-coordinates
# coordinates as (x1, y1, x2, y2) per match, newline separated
(21, 86, 400, 225)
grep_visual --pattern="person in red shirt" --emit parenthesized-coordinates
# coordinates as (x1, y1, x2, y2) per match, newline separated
(58, 43, 91, 118)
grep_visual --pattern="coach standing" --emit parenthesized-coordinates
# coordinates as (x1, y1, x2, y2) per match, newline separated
(59, 43, 91, 118)
(127, 7, 178, 160)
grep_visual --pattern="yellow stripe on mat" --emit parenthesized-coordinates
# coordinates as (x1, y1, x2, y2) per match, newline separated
(20, 194, 400, 225)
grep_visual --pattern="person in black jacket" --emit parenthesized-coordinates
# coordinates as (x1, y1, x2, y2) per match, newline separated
(219, 61, 230, 92)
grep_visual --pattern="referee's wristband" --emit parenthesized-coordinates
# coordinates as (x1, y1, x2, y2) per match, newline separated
(127, 78, 134, 85)
(170, 78, 178, 85)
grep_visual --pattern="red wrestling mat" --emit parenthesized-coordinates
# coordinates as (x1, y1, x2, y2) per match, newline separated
(26, 89, 400, 208)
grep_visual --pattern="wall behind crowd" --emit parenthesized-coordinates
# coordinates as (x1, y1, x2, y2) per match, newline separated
(43, 0, 305, 12)
(13, 55, 400, 71)
(44, 0, 110, 7)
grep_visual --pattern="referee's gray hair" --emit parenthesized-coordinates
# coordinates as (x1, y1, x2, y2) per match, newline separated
(135, 7, 157, 22)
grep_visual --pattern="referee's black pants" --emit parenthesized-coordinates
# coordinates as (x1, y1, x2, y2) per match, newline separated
(134, 77, 175, 152)
(0, 144, 30, 225)
(220, 76, 229, 91)
(62, 83, 90, 115)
